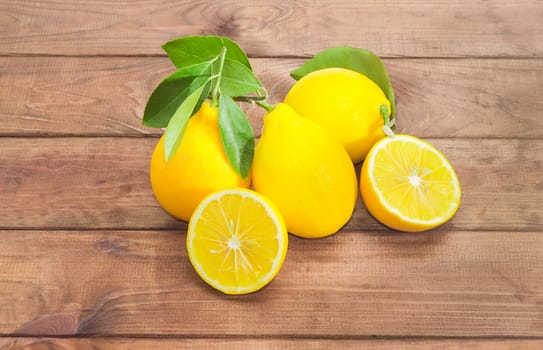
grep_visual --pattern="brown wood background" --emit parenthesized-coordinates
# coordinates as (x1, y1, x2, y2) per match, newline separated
(0, 0, 542, 348)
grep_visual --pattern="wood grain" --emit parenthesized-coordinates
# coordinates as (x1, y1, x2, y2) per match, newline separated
(2, 338, 543, 350)
(1, 0, 541, 346)
(0, 137, 541, 231)
(1, 57, 542, 138)
(1, 0, 541, 57)
(0, 230, 541, 337)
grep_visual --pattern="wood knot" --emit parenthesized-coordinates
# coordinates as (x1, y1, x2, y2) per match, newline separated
(215, 18, 240, 38)
(95, 237, 129, 256)
(15, 313, 79, 336)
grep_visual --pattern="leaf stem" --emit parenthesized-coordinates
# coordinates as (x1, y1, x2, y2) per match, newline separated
(211, 47, 227, 107)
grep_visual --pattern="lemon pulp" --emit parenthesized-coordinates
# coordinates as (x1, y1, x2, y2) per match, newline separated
(361, 135, 461, 232)
(187, 189, 288, 294)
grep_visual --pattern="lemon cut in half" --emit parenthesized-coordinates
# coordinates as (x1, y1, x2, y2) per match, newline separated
(187, 189, 288, 295)
(360, 134, 461, 232)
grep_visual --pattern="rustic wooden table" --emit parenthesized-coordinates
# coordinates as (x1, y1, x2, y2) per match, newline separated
(1, 0, 542, 349)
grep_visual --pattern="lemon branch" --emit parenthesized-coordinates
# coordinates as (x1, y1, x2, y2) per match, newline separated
(233, 95, 266, 102)
(233, 94, 274, 112)
(211, 47, 227, 107)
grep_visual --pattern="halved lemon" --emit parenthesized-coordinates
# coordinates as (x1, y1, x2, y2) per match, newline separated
(187, 188, 288, 294)
(360, 134, 461, 232)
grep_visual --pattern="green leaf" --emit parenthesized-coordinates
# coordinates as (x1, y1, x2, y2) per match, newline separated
(143, 61, 212, 127)
(164, 83, 207, 162)
(220, 58, 264, 97)
(218, 95, 255, 179)
(193, 79, 212, 118)
(290, 46, 396, 117)
(163, 35, 252, 71)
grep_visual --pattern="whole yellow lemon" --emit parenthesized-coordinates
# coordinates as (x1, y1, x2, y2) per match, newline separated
(252, 103, 357, 238)
(284, 67, 391, 163)
(150, 101, 251, 221)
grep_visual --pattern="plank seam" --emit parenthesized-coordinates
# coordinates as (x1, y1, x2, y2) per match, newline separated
(0, 53, 542, 60)
(1, 135, 542, 141)
(0, 228, 539, 233)
(1, 334, 542, 340)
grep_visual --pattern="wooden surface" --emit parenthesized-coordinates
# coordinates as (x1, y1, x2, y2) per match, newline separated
(0, 0, 541, 348)
(1, 0, 542, 57)
(0, 230, 541, 337)
(1, 57, 542, 138)
(1, 339, 543, 350)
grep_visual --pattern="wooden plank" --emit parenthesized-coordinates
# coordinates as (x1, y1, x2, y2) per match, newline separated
(1, 57, 542, 138)
(0, 230, 541, 337)
(0, 0, 541, 57)
(0, 137, 541, 231)
(1, 338, 543, 350)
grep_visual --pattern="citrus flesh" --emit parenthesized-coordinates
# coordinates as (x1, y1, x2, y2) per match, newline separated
(285, 67, 391, 163)
(187, 188, 288, 295)
(252, 103, 358, 238)
(150, 101, 250, 221)
(360, 135, 461, 232)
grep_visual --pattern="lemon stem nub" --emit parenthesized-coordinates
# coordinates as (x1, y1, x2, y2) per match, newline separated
(380, 104, 395, 138)
(256, 101, 274, 112)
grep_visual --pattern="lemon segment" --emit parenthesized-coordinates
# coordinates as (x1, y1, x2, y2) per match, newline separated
(360, 135, 461, 232)
(187, 189, 288, 295)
